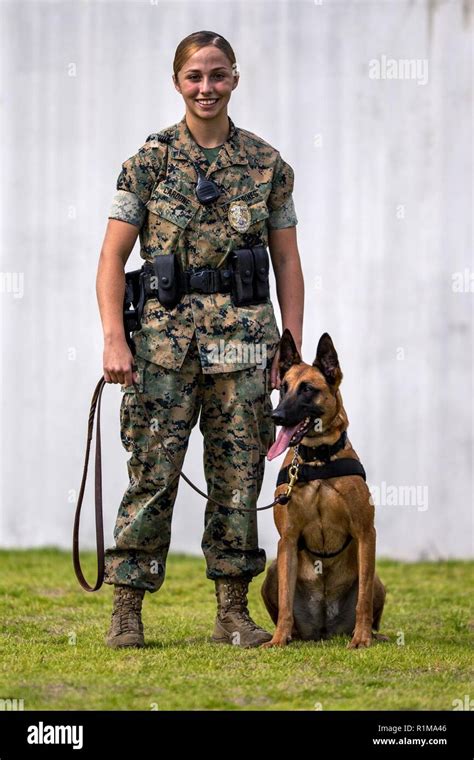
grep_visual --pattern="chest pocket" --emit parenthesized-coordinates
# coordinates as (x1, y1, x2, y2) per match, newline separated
(218, 197, 270, 229)
(146, 185, 200, 230)
(249, 200, 270, 225)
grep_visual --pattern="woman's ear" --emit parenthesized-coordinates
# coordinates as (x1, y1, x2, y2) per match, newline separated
(172, 74, 181, 94)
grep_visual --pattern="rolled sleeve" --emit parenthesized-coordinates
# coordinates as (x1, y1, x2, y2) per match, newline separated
(267, 153, 295, 213)
(267, 193, 298, 229)
(108, 189, 147, 228)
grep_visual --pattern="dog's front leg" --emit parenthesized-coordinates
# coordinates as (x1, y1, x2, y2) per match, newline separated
(261, 536, 298, 648)
(348, 527, 376, 649)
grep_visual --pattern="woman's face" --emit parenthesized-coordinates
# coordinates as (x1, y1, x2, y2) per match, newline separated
(173, 45, 238, 120)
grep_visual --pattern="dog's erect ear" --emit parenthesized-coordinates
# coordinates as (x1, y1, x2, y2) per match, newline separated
(313, 333, 342, 387)
(278, 328, 302, 379)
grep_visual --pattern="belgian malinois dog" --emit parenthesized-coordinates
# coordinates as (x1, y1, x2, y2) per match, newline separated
(261, 330, 388, 649)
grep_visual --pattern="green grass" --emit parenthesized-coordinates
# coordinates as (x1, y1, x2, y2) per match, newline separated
(0, 550, 472, 711)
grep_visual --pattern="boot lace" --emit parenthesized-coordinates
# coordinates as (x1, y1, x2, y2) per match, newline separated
(112, 589, 144, 633)
(220, 581, 261, 631)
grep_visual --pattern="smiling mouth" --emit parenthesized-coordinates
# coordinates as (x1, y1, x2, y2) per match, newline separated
(267, 415, 314, 461)
(196, 98, 219, 107)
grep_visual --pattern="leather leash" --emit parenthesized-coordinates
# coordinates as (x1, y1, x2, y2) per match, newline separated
(73, 377, 290, 592)
(73, 377, 106, 592)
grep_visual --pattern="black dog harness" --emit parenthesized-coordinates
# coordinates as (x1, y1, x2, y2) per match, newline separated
(276, 431, 367, 559)
(276, 431, 367, 488)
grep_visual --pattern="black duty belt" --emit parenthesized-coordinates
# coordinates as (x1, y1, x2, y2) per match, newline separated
(142, 262, 233, 296)
(130, 246, 270, 314)
(182, 267, 233, 294)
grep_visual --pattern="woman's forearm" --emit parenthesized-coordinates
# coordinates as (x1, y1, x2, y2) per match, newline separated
(269, 226, 304, 351)
(96, 252, 127, 343)
(96, 220, 139, 344)
(274, 256, 304, 350)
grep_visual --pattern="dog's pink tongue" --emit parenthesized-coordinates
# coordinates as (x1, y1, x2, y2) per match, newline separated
(267, 424, 300, 461)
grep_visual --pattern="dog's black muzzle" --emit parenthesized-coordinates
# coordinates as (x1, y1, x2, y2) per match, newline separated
(271, 402, 324, 428)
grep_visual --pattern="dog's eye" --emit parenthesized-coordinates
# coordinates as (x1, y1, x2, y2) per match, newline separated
(300, 384, 317, 395)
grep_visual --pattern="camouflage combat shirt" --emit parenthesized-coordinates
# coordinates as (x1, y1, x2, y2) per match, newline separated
(108, 114, 297, 374)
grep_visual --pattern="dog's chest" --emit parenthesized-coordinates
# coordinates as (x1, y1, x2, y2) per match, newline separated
(293, 481, 352, 560)
(295, 480, 349, 534)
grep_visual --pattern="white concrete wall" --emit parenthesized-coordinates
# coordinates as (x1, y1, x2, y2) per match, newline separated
(1, 0, 472, 560)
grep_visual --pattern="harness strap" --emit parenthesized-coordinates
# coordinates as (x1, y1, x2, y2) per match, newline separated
(298, 533, 353, 559)
(276, 457, 367, 488)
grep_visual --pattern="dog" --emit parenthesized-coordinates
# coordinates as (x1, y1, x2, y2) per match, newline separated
(261, 330, 388, 649)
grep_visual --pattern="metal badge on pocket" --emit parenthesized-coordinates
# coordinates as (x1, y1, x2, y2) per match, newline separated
(228, 200, 251, 232)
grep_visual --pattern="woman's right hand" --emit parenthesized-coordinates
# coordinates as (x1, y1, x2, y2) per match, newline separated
(103, 337, 139, 386)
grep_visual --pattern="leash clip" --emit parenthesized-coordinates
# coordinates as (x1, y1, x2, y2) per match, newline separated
(284, 446, 300, 500)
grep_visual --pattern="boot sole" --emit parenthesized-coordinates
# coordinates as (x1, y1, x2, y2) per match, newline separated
(211, 634, 232, 644)
(212, 616, 272, 647)
(105, 636, 145, 649)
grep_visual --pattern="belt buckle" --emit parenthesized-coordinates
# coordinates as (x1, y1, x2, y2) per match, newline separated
(189, 269, 210, 293)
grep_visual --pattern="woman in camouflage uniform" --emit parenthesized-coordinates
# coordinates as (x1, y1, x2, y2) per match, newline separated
(96, 30, 304, 648)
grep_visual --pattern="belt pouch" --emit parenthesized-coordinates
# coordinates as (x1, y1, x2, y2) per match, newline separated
(123, 269, 142, 331)
(152, 253, 180, 308)
(251, 245, 270, 302)
(230, 248, 255, 306)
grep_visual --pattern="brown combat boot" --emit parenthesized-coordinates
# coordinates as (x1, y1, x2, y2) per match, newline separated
(211, 577, 272, 648)
(105, 585, 145, 649)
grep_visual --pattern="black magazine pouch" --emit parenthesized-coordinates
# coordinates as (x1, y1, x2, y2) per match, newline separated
(152, 253, 181, 308)
(230, 248, 255, 306)
(251, 245, 270, 302)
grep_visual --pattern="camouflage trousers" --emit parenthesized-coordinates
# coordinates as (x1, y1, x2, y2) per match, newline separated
(103, 332, 276, 593)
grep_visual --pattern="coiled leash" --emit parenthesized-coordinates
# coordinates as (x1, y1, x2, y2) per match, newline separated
(73, 376, 292, 592)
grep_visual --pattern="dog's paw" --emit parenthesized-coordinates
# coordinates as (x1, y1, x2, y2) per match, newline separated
(347, 633, 372, 649)
(260, 634, 291, 648)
